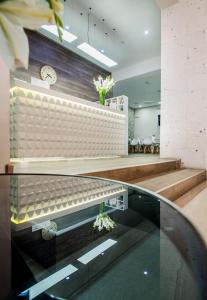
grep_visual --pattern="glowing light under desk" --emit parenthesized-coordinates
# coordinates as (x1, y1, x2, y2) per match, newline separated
(10, 86, 125, 118)
(11, 188, 126, 225)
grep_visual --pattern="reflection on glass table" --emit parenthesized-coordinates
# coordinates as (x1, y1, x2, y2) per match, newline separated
(0, 174, 206, 300)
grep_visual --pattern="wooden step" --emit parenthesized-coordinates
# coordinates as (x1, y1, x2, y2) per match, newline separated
(135, 169, 206, 202)
(129, 168, 184, 184)
(175, 181, 207, 208)
(182, 185, 207, 244)
(85, 159, 181, 182)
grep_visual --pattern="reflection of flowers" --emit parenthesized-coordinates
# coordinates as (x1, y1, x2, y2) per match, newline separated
(0, 0, 64, 70)
(93, 75, 115, 105)
(93, 202, 115, 232)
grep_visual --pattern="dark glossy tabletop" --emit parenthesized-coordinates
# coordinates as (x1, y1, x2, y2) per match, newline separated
(0, 174, 206, 300)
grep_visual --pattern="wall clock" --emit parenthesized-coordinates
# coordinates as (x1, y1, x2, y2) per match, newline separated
(41, 221, 57, 240)
(40, 65, 57, 85)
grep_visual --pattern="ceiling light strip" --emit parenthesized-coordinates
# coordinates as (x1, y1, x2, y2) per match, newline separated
(19, 264, 78, 299)
(77, 239, 117, 265)
(77, 42, 117, 67)
(42, 25, 77, 43)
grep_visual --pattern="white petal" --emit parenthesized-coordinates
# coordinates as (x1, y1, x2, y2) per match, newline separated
(0, 14, 29, 69)
(0, 1, 54, 29)
(0, 24, 15, 69)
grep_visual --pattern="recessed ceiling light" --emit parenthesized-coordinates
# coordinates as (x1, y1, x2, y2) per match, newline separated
(144, 30, 149, 35)
(77, 43, 118, 67)
(65, 25, 70, 30)
(42, 25, 77, 43)
(101, 49, 105, 53)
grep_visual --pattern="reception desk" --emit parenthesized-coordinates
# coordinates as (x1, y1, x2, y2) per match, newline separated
(10, 80, 128, 159)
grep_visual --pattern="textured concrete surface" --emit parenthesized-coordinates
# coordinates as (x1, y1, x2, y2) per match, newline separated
(160, 0, 207, 169)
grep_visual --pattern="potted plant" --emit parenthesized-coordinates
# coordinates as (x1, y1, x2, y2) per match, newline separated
(93, 75, 115, 105)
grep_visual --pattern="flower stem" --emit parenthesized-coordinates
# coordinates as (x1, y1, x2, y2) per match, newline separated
(99, 91, 106, 105)
(99, 202, 105, 214)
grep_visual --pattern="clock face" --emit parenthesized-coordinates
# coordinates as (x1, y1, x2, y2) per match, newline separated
(40, 65, 57, 85)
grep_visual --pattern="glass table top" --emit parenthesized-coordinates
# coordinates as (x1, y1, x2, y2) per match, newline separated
(0, 174, 206, 300)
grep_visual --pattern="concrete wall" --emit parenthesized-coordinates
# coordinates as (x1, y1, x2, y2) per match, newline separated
(160, 0, 207, 168)
(128, 107, 135, 139)
(0, 59, 10, 172)
(134, 106, 160, 140)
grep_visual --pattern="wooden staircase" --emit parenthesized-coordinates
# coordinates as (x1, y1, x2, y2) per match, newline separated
(88, 158, 207, 244)
(133, 168, 206, 202)
(127, 164, 207, 245)
(134, 168, 207, 245)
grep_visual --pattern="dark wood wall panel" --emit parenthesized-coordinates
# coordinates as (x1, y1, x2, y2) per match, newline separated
(13, 30, 112, 102)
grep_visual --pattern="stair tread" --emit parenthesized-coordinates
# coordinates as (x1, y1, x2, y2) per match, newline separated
(134, 169, 205, 192)
(175, 181, 207, 208)
(182, 184, 207, 244)
(129, 169, 183, 184)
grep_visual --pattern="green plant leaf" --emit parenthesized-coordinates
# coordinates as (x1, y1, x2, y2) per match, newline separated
(46, 0, 64, 42)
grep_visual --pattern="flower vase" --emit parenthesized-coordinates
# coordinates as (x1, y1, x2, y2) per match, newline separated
(99, 93, 105, 106)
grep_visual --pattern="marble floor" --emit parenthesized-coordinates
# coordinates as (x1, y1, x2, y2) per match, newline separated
(13, 154, 175, 175)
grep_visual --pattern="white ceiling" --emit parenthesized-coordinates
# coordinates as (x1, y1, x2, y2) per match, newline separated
(113, 70, 161, 108)
(40, 0, 161, 71)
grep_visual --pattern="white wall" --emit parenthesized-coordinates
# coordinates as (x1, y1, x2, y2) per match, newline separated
(160, 0, 207, 168)
(134, 106, 160, 139)
(0, 59, 10, 172)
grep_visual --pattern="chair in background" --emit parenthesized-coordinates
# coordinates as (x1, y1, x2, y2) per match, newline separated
(142, 136, 153, 154)
(137, 137, 143, 153)
(129, 138, 138, 153)
(151, 135, 160, 154)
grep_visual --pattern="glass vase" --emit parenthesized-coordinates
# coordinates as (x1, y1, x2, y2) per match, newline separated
(99, 93, 105, 106)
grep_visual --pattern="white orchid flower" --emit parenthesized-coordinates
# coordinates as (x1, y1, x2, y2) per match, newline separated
(0, 0, 63, 70)
(93, 213, 115, 232)
(93, 75, 115, 94)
